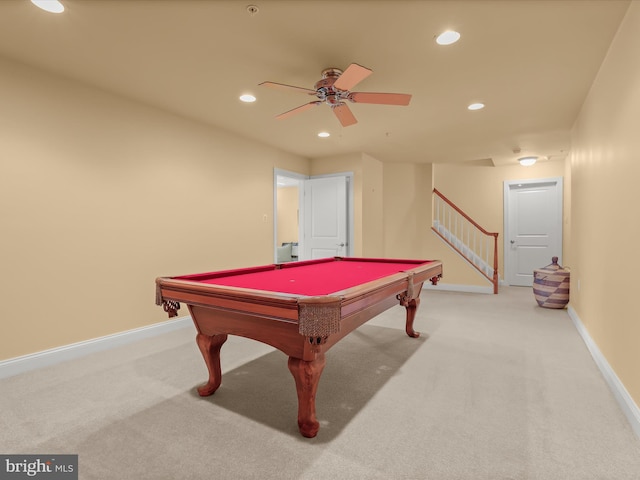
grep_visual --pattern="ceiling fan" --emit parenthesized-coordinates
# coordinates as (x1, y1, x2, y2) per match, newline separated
(259, 63, 412, 127)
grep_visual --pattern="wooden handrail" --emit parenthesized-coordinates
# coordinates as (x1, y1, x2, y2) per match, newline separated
(433, 188, 498, 238)
(432, 188, 499, 294)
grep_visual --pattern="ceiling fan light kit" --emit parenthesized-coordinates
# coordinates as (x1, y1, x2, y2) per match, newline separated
(259, 63, 412, 127)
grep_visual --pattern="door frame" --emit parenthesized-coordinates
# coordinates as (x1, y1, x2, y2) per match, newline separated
(273, 169, 354, 262)
(503, 176, 563, 286)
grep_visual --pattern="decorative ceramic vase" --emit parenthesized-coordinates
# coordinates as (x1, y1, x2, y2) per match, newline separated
(533, 257, 570, 309)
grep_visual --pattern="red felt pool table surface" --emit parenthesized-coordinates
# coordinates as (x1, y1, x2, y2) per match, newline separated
(174, 257, 433, 296)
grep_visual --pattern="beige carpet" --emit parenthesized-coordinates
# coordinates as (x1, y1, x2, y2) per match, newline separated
(2, 287, 639, 479)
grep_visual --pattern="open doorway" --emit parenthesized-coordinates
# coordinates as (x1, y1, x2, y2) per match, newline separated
(274, 169, 354, 263)
(274, 171, 304, 263)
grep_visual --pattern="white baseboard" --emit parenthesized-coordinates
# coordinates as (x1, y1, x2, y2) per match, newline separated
(423, 282, 494, 295)
(568, 305, 640, 440)
(0, 316, 192, 380)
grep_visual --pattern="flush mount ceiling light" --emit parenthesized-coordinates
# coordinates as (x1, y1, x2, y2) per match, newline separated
(436, 30, 461, 45)
(518, 156, 538, 166)
(468, 103, 485, 110)
(31, 0, 64, 13)
(317, 132, 330, 138)
(239, 94, 256, 103)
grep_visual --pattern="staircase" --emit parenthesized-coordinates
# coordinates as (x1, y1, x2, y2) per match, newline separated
(432, 188, 499, 294)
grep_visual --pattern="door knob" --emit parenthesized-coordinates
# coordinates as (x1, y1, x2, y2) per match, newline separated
(510, 240, 515, 244)
(337, 243, 345, 247)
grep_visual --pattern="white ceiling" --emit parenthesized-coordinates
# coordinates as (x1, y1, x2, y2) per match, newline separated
(0, 0, 630, 166)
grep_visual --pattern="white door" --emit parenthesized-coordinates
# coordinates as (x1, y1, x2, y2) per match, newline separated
(504, 178, 563, 286)
(302, 176, 348, 259)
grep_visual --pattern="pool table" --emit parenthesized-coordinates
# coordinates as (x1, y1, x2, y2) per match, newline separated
(155, 256, 442, 438)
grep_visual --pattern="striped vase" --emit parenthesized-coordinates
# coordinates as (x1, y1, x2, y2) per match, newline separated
(533, 257, 570, 309)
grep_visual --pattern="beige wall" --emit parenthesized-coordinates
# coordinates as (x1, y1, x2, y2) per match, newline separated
(0, 57, 309, 360)
(361, 153, 384, 257)
(382, 163, 433, 259)
(570, 2, 640, 406)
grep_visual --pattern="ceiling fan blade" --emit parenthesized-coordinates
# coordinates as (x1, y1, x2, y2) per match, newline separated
(275, 101, 322, 120)
(332, 103, 357, 127)
(333, 63, 372, 91)
(259, 81, 317, 95)
(348, 92, 412, 106)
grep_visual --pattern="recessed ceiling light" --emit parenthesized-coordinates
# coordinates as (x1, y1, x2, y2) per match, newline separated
(436, 30, 460, 45)
(518, 156, 537, 166)
(317, 132, 330, 138)
(31, 0, 65, 13)
(468, 103, 485, 110)
(239, 94, 256, 103)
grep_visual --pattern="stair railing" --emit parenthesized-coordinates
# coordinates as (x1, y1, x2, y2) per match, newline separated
(432, 188, 499, 294)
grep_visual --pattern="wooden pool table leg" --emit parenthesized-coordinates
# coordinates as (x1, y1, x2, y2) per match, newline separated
(404, 297, 421, 338)
(287, 354, 326, 438)
(399, 280, 423, 338)
(195, 333, 228, 397)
